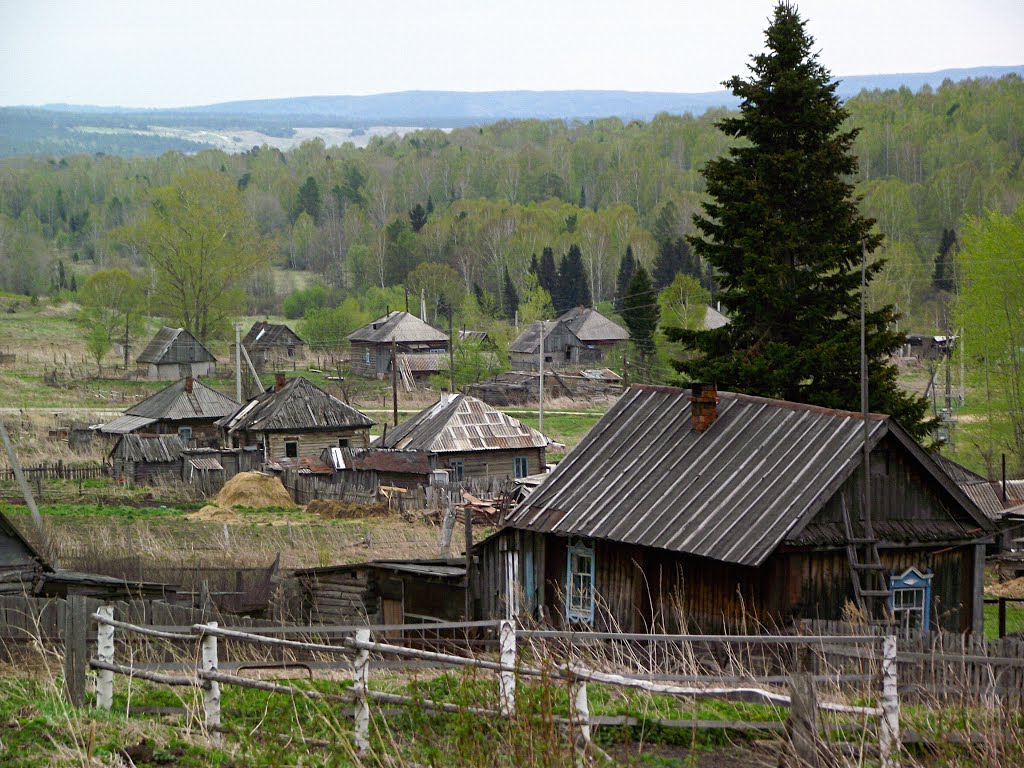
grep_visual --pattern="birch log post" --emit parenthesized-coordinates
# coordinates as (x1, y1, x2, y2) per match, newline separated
(568, 664, 591, 746)
(201, 623, 221, 745)
(499, 620, 516, 717)
(879, 635, 901, 768)
(353, 628, 371, 753)
(95, 604, 114, 711)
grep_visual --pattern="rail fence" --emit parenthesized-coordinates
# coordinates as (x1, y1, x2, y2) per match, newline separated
(80, 610, 900, 766)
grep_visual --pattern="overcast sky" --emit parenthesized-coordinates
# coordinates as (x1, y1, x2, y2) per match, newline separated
(1, 0, 1021, 108)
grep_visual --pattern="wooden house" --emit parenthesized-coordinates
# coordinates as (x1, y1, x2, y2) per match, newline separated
(0, 509, 51, 595)
(377, 393, 548, 482)
(218, 374, 374, 461)
(294, 559, 466, 626)
(556, 306, 629, 359)
(509, 320, 588, 371)
(136, 326, 216, 380)
(347, 311, 448, 379)
(241, 321, 306, 373)
(477, 385, 994, 635)
(324, 447, 438, 490)
(109, 434, 184, 485)
(98, 376, 238, 445)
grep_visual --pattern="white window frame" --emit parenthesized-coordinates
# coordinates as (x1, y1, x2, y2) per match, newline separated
(889, 567, 933, 635)
(566, 539, 595, 623)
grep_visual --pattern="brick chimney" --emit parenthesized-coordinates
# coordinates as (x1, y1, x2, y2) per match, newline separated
(689, 383, 719, 432)
(184, 376, 193, 393)
(275, 373, 286, 392)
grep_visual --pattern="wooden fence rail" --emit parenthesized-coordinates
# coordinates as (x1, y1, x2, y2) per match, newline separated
(86, 610, 900, 767)
(0, 461, 108, 482)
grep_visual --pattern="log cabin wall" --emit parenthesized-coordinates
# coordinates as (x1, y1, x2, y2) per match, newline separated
(440, 447, 545, 482)
(263, 428, 371, 460)
(298, 569, 375, 624)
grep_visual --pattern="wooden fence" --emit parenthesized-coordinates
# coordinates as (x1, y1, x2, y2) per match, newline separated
(984, 596, 1024, 638)
(0, 461, 108, 483)
(81, 612, 899, 765)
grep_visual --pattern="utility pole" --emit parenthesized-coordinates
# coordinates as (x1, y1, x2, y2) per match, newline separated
(235, 323, 242, 403)
(448, 305, 455, 393)
(391, 338, 399, 427)
(538, 320, 545, 433)
(860, 241, 872, 537)
(623, 351, 629, 388)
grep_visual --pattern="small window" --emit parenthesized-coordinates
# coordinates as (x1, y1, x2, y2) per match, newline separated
(566, 539, 595, 623)
(514, 456, 528, 479)
(285, 441, 298, 458)
(449, 460, 464, 482)
(364, 350, 371, 365)
(889, 567, 933, 635)
(338, 438, 349, 449)
(177, 426, 192, 445)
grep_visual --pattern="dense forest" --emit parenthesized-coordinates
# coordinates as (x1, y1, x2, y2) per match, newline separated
(1, 75, 1021, 341)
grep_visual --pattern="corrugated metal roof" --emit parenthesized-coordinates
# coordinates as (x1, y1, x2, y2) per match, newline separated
(347, 311, 448, 344)
(398, 352, 449, 372)
(242, 321, 305, 350)
(557, 307, 629, 343)
(111, 434, 183, 463)
(126, 378, 239, 421)
(379, 393, 548, 453)
(188, 456, 224, 471)
(933, 454, 987, 484)
(219, 376, 375, 434)
(136, 327, 216, 365)
(508, 385, 990, 567)
(704, 305, 731, 330)
(98, 415, 158, 435)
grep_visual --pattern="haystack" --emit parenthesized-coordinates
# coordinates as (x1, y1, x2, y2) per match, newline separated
(215, 471, 297, 509)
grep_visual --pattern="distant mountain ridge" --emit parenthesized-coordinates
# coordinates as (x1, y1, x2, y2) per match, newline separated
(38, 66, 1024, 122)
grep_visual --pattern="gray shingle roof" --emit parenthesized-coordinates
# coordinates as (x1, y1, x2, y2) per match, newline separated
(556, 307, 629, 343)
(379, 393, 548, 453)
(509, 320, 574, 354)
(242, 322, 305, 351)
(219, 376, 375, 434)
(508, 385, 992, 567)
(136, 327, 216, 365)
(347, 311, 448, 345)
(126, 378, 239, 422)
(98, 415, 158, 435)
(111, 434, 184, 462)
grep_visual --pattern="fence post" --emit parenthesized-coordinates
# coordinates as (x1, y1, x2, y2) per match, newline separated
(787, 672, 820, 767)
(999, 598, 1007, 639)
(499, 619, 516, 717)
(95, 604, 114, 711)
(568, 664, 591, 747)
(62, 595, 88, 707)
(879, 635, 900, 768)
(201, 622, 221, 745)
(353, 628, 371, 753)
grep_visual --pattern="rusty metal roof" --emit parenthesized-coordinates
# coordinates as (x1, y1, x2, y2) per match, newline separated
(379, 393, 548, 453)
(508, 385, 992, 567)
(126, 378, 238, 422)
(136, 326, 216, 365)
(219, 376, 375, 434)
(347, 311, 448, 345)
(557, 307, 629, 343)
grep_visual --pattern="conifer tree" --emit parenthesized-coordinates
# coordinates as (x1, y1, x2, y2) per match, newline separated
(538, 247, 559, 309)
(622, 264, 658, 361)
(671, 2, 929, 439)
(501, 266, 520, 321)
(558, 244, 591, 311)
(933, 228, 957, 293)
(614, 246, 636, 313)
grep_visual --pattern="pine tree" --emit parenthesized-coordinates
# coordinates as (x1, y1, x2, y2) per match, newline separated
(933, 228, 957, 292)
(558, 244, 591, 311)
(614, 246, 637, 313)
(295, 176, 321, 223)
(502, 266, 520, 321)
(652, 238, 682, 290)
(622, 264, 658, 360)
(538, 247, 559, 309)
(409, 203, 428, 233)
(670, 3, 929, 439)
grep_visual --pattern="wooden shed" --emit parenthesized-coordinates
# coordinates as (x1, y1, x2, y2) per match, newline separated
(509, 320, 590, 371)
(478, 385, 995, 635)
(347, 311, 448, 379)
(241, 321, 306, 373)
(0, 509, 51, 595)
(294, 559, 467, 625)
(136, 327, 216, 380)
(218, 374, 374, 461)
(377, 393, 548, 483)
(109, 434, 184, 485)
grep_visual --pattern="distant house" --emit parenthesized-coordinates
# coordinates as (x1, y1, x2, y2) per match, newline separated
(218, 374, 374, 461)
(109, 434, 185, 486)
(324, 447, 438, 490)
(509, 320, 587, 371)
(136, 326, 216, 380)
(347, 311, 449, 379)
(556, 306, 629, 358)
(478, 385, 994, 635)
(241, 321, 306, 373)
(98, 376, 238, 445)
(378, 392, 548, 482)
(703, 305, 730, 329)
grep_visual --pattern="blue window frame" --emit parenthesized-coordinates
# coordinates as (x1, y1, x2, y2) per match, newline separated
(889, 567, 933, 634)
(566, 539, 595, 623)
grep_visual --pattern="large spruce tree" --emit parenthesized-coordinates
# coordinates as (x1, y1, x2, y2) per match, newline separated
(671, 2, 929, 439)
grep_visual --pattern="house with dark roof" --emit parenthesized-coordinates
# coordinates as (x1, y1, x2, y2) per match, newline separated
(99, 377, 238, 445)
(218, 374, 375, 461)
(136, 326, 216, 380)
(477, 385, 994, 635)
(378, 393, 548, 482)
(109, 433, 185, 485)
(241, 321, 306, 373)
(347, 311, 448, 380)
(557, 306, 629, 354)
(509, 320, 586, 371)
